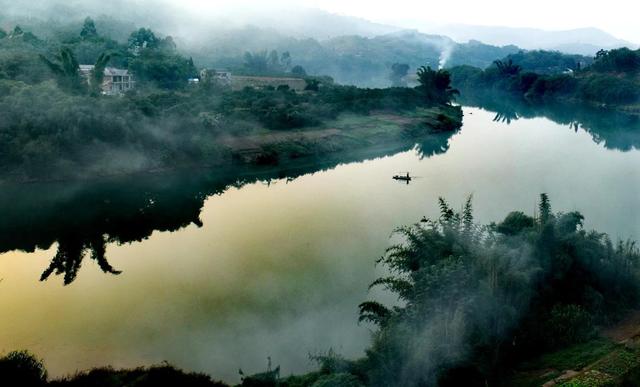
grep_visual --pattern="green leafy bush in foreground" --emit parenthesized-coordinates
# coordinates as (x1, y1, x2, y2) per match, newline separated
(356, 194, 640, 386)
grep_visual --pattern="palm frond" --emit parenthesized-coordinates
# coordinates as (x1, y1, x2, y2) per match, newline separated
(358, 301, 392, 326)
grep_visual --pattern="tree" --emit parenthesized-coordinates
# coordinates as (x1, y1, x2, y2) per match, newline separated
(591, 48, 640, 74)
(128, 28, 159, 53)
(281, 51, 292, 70)
(89, 51, 115, 96)
(0, 350, 48, 386)
(268, 49, 280, 69)
(416, 66, 459, 105)
(39, 47, 84, 93)
(389, 63, 410, 87)
(244, 51, 269, 74)
(494, 59, 522, 76)
(494, 211, 534, 235)
(80, 17, 98, 40)
(359, 195, 640, 385)
(159, 36, 177, 52)
(129, 49, 197, 89)
(10, 25, 23, 37)
(305, 78, 320, 91)
(538, 193, 552, 224)
(291, 65, 307, 77)
(7, 25, 40, 43)
(40, 235, 121, 285)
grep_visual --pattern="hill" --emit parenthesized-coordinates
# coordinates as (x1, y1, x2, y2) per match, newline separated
(429, 25, 635, 55)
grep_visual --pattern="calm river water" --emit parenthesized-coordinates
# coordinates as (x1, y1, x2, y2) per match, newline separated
(0, 105, 639, 383)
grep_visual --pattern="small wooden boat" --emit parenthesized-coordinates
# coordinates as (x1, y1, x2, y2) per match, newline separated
(393, 172, 412, 182)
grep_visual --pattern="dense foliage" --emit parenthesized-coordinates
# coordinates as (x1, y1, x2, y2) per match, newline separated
(0, 23, 460, 182)
(591, 48, 640, 74)
(0, 13, 528, 88)
(415, 66, 459, 105)
(499, 50, 592, 74)
(354, 195, 640, 386)
(450, 48, 640, 106)
(0, 351, 48, 387)
(166, 29, 520, 88)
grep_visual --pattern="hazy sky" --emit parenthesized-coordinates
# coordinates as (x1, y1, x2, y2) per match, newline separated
(179, 0, 639, 43)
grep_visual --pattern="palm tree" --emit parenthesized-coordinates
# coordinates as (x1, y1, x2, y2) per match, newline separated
(416, 66, 459, 105)
(494, 59, 522, 76)
(39, 47, 84, 93)
(89, 51, 115, 95)
(41, 48, 117, 95)
(40, 235, 121, 285)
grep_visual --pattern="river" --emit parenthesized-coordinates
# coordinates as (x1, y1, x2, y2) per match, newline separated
(0, 105, 638, 383)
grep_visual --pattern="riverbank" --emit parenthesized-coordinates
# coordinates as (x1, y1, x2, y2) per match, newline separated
(222, 105, 462, 166)
(0, 107, 462, 270)
(0, 104, 462, 184)
(449, 47, 640, 118)
(453, 83, 640, 119)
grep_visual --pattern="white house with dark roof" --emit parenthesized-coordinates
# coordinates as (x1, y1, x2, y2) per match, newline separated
(79, 65, 135, 95)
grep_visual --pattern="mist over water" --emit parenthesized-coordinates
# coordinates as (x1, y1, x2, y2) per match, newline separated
(0, 106, 638, 383)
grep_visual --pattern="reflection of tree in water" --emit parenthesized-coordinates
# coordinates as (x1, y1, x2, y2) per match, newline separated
(570, 121, 580, 132)
(493, 110, 519, 124)
(2, 129, 458, 285)
(416, 131, 458, 159)
(40, 235, 121, 285)
(457, 91, 640, 151)
(0, 176, 208, 285)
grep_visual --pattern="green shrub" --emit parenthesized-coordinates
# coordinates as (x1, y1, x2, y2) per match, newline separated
(311, 373, 363, 387)
(543, 305, 596, 350)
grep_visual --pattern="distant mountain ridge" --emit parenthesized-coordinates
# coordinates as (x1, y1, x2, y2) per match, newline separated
(0, 1, 635, 87)
(422, 24, 636, 55)
(0, 0, 634, 55)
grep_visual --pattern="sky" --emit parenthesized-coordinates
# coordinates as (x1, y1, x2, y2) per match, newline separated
(175, 0, 640, 43)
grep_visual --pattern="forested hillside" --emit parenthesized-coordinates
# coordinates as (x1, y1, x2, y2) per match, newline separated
(450, 48, 640, 111)
(0, 20, 462, 182)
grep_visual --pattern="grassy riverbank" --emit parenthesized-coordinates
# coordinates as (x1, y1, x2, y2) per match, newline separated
(0, 70, 463, 182)
(221, 106, 462, 166)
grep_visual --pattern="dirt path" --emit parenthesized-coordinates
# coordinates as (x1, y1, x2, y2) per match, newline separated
(602, 310, 640, 343)
(540, 311, 640, 386)
(511, 311, 640, 386)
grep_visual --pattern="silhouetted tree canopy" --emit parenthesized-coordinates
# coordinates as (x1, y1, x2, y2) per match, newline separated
(80, 17, 98, 40)
(416, 66, 459, 105)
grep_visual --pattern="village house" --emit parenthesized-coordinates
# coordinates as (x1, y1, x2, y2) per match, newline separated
(79, 65, 135, 95)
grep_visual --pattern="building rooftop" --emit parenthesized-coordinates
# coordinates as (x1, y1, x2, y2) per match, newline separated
(79, 65, 130, 76)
